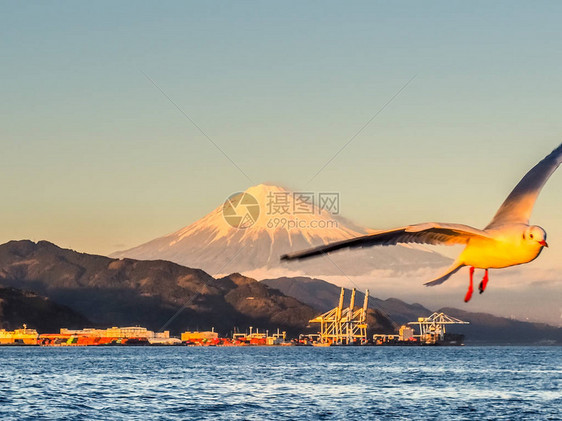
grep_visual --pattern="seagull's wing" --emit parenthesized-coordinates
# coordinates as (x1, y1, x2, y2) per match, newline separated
(281, 222, 492, 261)
(487, 143, 562, 228)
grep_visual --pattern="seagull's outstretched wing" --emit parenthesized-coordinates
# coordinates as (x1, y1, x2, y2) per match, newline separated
(281, 222, 492, 261)
(487, 143, 562, 228)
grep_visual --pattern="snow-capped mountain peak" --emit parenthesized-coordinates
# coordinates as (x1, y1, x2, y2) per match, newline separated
(111, 184, 449, 276)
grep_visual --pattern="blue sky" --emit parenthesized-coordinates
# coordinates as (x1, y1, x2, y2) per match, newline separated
(1, 1, 561, 260)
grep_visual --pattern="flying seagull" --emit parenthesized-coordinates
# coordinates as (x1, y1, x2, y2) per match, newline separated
(281, 144, 562, 302)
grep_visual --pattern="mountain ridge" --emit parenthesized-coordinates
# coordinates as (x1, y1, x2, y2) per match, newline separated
(0, 240, 352, 336)
(1, 240, 558, 343)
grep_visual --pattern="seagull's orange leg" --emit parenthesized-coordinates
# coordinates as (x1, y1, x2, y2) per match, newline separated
(479, 269, 489, 294)
(464, 267, 475, 303)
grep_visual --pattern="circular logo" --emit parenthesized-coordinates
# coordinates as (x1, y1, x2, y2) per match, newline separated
(222, 192, 260, 229)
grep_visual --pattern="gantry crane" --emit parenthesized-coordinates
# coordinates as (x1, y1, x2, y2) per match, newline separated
(309, 287, 369, 345)
(408, 312, 469, 344)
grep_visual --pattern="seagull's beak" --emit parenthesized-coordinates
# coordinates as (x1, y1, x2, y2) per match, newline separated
(539, 240, 548, 247)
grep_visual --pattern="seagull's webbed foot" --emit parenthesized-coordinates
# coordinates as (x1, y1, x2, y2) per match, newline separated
(478, 269, 489, 294)
(464, 267, 475, 303)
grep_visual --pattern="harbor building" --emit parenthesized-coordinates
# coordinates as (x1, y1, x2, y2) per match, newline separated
(0, 325, 39, 345)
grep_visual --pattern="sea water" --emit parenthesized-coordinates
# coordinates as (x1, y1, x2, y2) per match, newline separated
(0, 346, 560, 420)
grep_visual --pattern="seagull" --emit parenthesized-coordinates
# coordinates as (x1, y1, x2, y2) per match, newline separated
(281, 144, 562, 302)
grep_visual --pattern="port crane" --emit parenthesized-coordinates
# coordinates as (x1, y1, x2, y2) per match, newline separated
(309, 287, 369, 345)
(408, 312, 469, 344)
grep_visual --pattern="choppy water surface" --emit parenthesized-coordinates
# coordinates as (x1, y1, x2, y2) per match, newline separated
(0, 346, 560, 420)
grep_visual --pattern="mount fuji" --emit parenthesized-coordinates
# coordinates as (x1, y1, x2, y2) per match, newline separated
(111, 184, 450, 277)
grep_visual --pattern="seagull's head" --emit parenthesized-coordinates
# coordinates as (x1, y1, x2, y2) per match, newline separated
(523, 226, 548, 248)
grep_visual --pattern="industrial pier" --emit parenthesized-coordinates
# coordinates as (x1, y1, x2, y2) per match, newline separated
(301, 287, 469, 346)
(373, 312, 468, 346)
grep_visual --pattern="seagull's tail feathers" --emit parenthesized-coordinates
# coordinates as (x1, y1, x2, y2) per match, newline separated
(424, 262, 464, 287)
